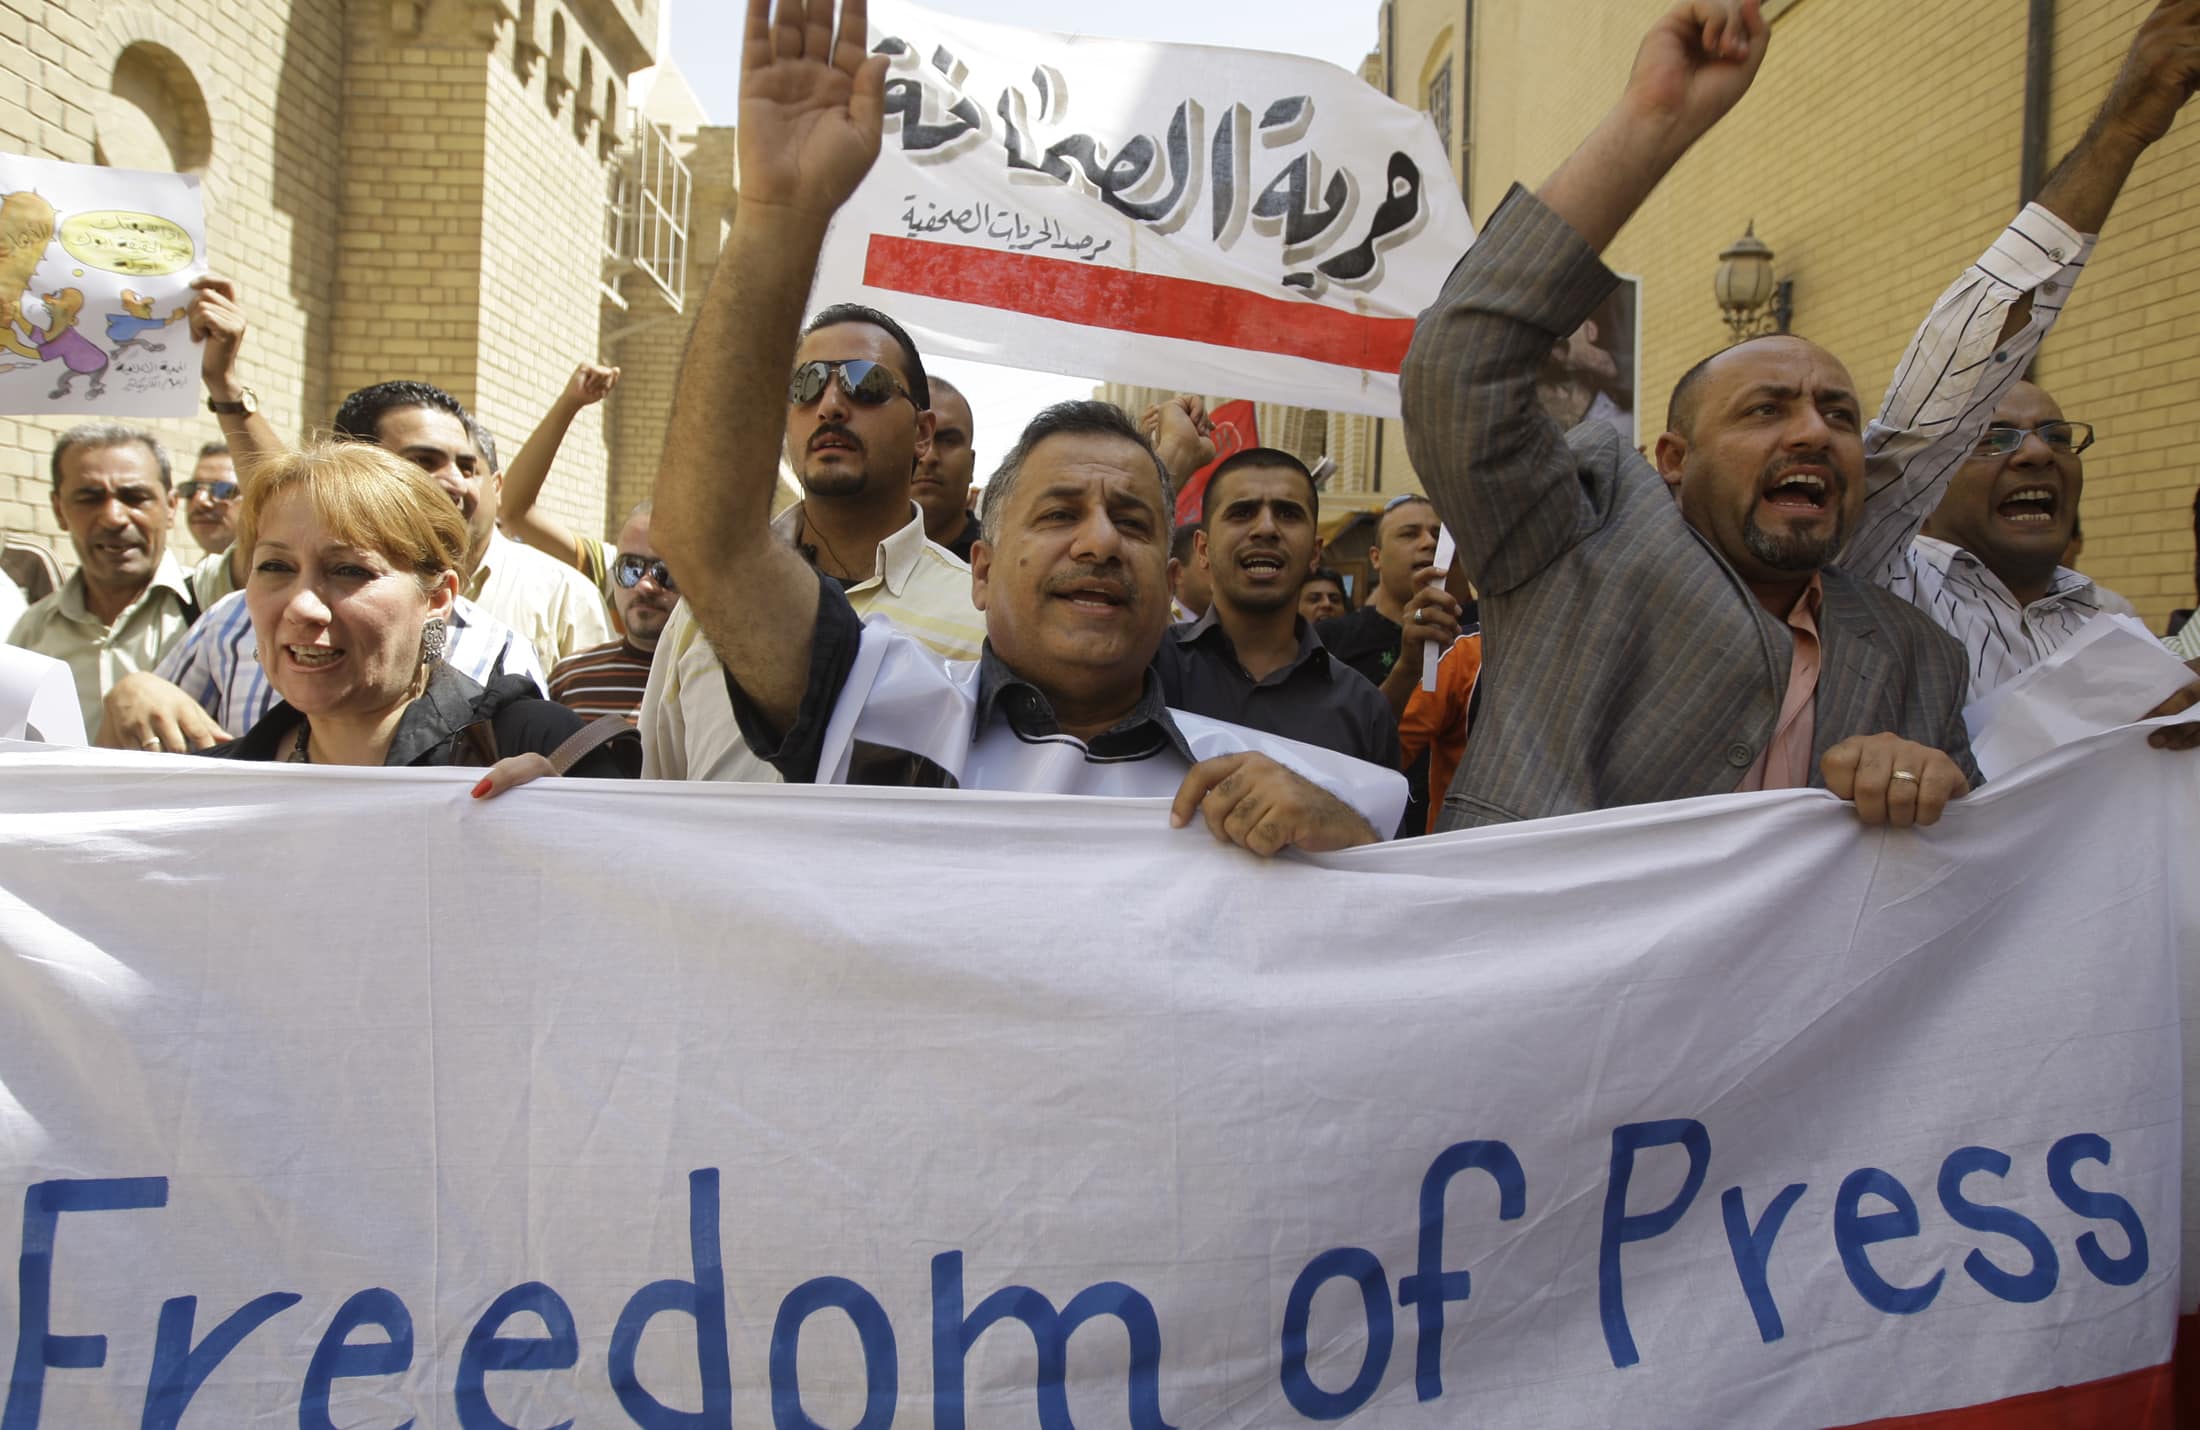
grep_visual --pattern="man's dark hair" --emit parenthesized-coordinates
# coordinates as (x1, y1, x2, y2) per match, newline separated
(333, 380, 471, 447)
(1169, 523, 1200, 563)
(803, 303, 931, 411)
(196, 440, 230, 461)
(1304, 566, 1352, 609)
(466, 417, 499, 474)
(979, 401, 1172, 545)
(1375, 492, 1435, 540)
(1200, 447, 1319, 530)
(51, 423, 170, 492)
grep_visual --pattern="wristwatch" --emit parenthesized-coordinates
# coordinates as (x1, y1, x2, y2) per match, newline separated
(207, 388, 258, 416)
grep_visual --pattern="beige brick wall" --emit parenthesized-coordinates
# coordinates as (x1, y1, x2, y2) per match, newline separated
(6, 0, 655, 572)
(1428, 0, 2200, 629)
(1, 0, 345, 562)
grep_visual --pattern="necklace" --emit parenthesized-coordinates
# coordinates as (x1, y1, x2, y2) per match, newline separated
(795, 505, 862, 583)
(288, 723, 310, 764)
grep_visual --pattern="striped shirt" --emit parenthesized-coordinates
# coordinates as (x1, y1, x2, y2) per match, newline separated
(153, 589, 547, 731)
(638, 502, 985, 781)
(548, 639, 653, 721)
(1844, 202, 2100, 699)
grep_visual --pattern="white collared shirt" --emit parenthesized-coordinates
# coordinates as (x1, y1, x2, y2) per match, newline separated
(638, 502, 985, 781)
(467, 530, 612, 676)
(6, 552, 198, 741)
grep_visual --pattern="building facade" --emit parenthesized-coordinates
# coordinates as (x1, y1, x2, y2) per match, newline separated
(1375, 0, 2200, 628)
(4, 0, 717, 570)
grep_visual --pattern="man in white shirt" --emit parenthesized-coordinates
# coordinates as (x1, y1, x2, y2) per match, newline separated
(1836, 2, 2200, 741)
(645, 0, 1402, 854)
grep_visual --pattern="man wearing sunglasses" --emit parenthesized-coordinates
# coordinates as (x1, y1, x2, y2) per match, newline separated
(547, 504, 672, 722)
(637, 303, 986, 782)
(636, 0, 1404, 853)
(176, 442, 239, 558)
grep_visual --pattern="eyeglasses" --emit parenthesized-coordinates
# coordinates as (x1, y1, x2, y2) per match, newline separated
(613, 554, 676, 591)
(177, 479, 240, 502)
(1973, 421, 2095, 457)
(786, 359, 912, 409)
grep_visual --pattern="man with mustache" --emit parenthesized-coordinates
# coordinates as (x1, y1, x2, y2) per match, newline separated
(636, 302, 986, 781)
(7, 424, 200, 741)
(1153, 448, 1398, 768)
(643, 0, 1404, 853)
(1403, 0, 1982, 830)
(913, 374, 982, 562)
(546, 503, 672, 722)
(1848, 0, 2200, 742)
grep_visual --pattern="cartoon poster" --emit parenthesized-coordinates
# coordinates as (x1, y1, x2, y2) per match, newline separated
(0, 153, 204, 418)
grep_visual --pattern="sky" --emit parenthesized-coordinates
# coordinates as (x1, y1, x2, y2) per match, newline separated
(659, 0, 1383, 478)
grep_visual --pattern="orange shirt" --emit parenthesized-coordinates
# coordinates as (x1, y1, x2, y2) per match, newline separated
(1736, 575, 1824, 792)
(1398, 632, 1484, 835)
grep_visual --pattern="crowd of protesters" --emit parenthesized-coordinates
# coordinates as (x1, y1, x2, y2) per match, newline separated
(11, 0, 2200, 857)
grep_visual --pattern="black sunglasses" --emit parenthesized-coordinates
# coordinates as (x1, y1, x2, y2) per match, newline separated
(787, 359, 911, 409)
(177, 479, 240, 501)
(613, 554, 676, 591)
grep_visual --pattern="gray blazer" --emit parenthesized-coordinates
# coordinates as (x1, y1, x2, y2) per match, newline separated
(1400, 185, 1981, 830)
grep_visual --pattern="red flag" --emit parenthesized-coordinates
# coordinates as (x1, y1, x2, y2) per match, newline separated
(1173, 400, 1259, 527)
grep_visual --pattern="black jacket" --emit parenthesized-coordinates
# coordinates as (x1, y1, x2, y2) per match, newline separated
(205, 665, 638, 776)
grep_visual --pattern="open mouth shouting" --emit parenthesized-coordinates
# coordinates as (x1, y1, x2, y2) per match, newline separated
(1994, 483, 2060, 528)
(1758, 463, 1837, 518)
(1046, 569, 1134, 616)
(1237, 545, 1289, 584)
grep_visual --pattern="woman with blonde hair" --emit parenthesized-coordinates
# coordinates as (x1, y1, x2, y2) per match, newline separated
(203, 441, 635, 781)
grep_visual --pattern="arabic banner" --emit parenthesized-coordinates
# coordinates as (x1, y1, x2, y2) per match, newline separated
(813, 1, 1475, 418)
(0, 728, 2191, 1427)
(0, 154, 205, 418)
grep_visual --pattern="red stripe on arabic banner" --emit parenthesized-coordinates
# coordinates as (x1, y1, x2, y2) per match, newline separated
(1825, 1358, 2175, 1430)
(861, 235, 1418, 374)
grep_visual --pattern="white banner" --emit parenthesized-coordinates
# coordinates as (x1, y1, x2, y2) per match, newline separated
(811, 2, 1475, 418)
(0, 729, 2190, 1428)
(0, 154, 205, 418)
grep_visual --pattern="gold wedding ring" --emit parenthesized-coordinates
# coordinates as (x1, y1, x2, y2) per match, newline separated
(1890, 770, 1919, 784)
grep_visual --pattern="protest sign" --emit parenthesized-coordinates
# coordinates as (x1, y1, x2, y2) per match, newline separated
(0, 153, 205, 419)
(812, 1, 1475, 418)
(0, 727, 2190, 1427)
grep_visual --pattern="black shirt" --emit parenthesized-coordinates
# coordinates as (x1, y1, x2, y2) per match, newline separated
(733, 566, 1193, 786)
(1155, 611, 1400, 769)
(1315, 605, 1405, 688)
(939, 514, 982, 565)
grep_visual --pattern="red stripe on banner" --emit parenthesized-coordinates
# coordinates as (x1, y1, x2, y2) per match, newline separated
(1826, 1359, 2175, 1430)
(860, 235, 1418, 373)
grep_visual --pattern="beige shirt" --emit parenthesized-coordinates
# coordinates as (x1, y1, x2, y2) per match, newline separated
(466, 529, 612, 678)
(7, 553, 199, 741)
(639, 504, 985, 781)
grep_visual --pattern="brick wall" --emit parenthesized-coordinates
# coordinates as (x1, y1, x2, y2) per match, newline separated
(5, 0, 655, 573)
(1, 0, 345, 562)
(1439, 0, 2200, 628)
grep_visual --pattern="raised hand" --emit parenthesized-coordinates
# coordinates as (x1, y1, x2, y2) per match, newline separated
(739, 0, 889, 220)
(2100, 0, 2200, 149)
(566, 363, 619, 407)
(1620, 0, 1769, 144)
(188, 275, 247, 399)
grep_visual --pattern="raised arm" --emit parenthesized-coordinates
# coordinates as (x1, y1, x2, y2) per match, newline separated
(1847, 0, 2200, 585)
(500, 363, 618, 572)
(649, 0, 886, 731)
(188, 276, 288, 590)
(1400, 1, 1766, 594)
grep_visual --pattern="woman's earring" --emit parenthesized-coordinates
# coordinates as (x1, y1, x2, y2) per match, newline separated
(420, 616, 448, 666)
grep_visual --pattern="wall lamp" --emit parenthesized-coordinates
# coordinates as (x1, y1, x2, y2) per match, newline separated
(1714, 222, 1794, 341)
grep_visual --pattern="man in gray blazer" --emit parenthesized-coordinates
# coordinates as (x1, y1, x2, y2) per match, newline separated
(1402, 0, 1979, 833)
